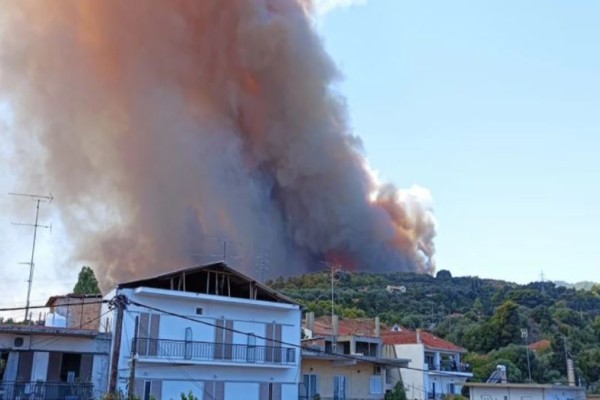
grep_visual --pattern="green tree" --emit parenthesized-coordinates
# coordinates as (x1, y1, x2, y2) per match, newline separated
(490, 300, 523, 349)
(73, 266, 101, 295)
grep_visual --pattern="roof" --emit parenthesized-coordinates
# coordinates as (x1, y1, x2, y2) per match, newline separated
(0, 324, 110, 338)
(312, 316, 379, 337)
(45, 293, 103, 307)
(117, 262, 299, 305)
(528, 339, 551, 352)
(382, 328, 466, 353)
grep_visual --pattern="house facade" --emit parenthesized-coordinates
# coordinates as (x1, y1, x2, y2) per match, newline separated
(0, 295, 111, 399)
(465, 382, 585, 400)
(301, 315, 409, 400)
(383, 327, 472, 400)
(101, 262, 302, 400)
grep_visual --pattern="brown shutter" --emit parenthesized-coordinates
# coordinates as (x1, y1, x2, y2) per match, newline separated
(204, 381, 215, 399)
(151, 379, 162, 399)
(17, 351, 34, 381)
(272, 383, 282, 400)
(214, 319, 224, 359)
(274, 324, 282, 363)
(46, 352, 62, 382)
(224, 320, 233, 360)
(259, 383, 269, 400)
(265, 323, 273, 362)
(149, 314, 160, 356)
(215, 381, 224, 400)
(134, 379, 144, 398)
(79, 354, 93, 382)
(138, 312, 149, 356)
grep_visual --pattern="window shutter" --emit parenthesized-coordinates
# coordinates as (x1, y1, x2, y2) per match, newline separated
(148, 314, 160, 356)
(138, 312, 149, 356)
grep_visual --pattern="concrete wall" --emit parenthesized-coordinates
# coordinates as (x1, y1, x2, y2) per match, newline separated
(301, 358, 386, 400)
(108, 286, 302, 400)
(469, 386, 586, 400)
(394, 344, 426, 400)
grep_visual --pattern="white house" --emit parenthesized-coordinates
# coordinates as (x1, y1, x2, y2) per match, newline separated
(383, 327, 473, 400)
(0, 295, 111, 399)
(101, 262, 302, 400)
(465, 382, 586, 400)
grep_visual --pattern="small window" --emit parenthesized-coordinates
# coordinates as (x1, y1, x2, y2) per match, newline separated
(195, 307, 203, 315)
(370, 375, 383, 394)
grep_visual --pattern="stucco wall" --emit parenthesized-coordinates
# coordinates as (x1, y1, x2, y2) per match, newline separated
(301, 358, 386, 400)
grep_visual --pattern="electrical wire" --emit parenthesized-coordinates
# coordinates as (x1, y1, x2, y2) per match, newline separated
(128, 298, 460, 376)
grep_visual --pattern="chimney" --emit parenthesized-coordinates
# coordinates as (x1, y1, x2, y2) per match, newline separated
(567, 359, 576, 387)
(416, 328, 422, 344)
(332, 315, 339, 337)
(306, 312, 315, 332)
(375, 316, 380, 337)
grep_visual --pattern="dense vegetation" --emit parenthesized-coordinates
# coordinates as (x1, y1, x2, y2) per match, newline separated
(268, 270, 600, 393)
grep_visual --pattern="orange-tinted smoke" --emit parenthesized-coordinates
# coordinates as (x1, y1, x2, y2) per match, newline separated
(0, 0, 436, 287)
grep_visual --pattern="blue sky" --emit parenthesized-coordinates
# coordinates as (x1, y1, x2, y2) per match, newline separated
(317, 0, 600, 283)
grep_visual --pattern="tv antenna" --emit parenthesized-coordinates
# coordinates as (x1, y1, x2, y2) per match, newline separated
(256, 253, 269, 282)
(9, 192, 53, 322)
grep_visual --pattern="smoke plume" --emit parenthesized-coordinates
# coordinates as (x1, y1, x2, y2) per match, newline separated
(0, 0, 436, 286)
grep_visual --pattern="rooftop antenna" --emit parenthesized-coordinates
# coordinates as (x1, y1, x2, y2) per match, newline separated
(9, 192, 53, 322)
(256, 253, 269, 282)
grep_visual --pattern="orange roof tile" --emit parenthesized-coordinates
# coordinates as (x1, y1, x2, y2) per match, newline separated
(311, 316, 379, 337)
(382, 327, 466, 353)
(528, 339, 551, 352)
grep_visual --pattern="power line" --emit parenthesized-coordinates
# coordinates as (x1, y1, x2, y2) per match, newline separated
(128, 298, 456, 376)
(0, 299, 107, 313)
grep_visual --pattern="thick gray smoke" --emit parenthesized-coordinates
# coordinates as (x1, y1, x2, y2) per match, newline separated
(0, 0, 436, 286)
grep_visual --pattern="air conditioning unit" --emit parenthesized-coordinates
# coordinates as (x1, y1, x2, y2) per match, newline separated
(12, 336, 31, 349)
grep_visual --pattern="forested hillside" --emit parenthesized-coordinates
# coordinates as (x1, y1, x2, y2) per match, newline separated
(268, 270, 600, 392)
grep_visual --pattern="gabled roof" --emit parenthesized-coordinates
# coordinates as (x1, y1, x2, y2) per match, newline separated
(312, 316, 379, 337)
(382, 327, 466, 353)
(117, 262, 299, 305)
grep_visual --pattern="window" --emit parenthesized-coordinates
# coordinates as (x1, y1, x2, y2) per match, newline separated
(60, 353, 81, 382)
(334, 376, 347, 400)
(448, 383, 455, 394)
(195, 307, 203, 315)
(370, 375, 383, 394)
(303, 374, 318, 399)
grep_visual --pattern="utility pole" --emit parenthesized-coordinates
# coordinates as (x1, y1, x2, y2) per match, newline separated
(521, 328, 532, 381)
(109, 294, 127, 395)
(9, 192, 52, 322)
(128, 315, 139, 399)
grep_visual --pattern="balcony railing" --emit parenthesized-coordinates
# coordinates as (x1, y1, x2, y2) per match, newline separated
(426, 360, 472, 373)
(134, 338, 296, 365)
(0, 381, 93, 400)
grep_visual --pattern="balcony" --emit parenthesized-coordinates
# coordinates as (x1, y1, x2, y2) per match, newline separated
(0, 381, 93, 400)
(134, 338, 296, 366)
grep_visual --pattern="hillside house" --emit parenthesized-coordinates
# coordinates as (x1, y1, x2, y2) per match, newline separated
(383, 326, 472, 400)
(101, 262, 302, 400)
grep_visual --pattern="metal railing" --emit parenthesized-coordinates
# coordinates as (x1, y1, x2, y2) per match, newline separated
(0, 381, 93, 400)
(134, 338, 296, 365)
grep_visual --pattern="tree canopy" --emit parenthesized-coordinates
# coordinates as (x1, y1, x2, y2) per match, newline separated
(73, 266, 101, 295)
